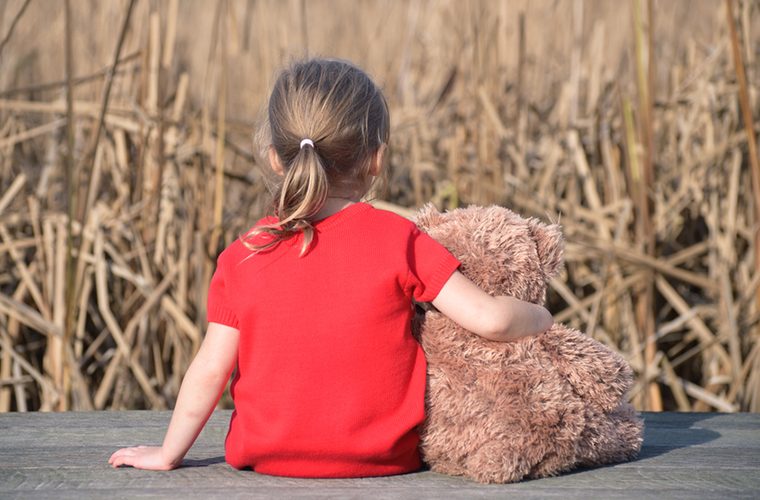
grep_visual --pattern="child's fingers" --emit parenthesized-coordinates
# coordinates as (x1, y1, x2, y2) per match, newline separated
(110, 453, 130, 468)
(108, 449, 130, 467)
(108, 446, 134, 461)
(108, 447, 139, 467)
(108, 448, 124, 465)
(108, 446, 172, 470)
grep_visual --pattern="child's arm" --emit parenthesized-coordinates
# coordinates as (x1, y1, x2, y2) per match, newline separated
(432, 271, 553, 342)
(108, 322, 239, 470)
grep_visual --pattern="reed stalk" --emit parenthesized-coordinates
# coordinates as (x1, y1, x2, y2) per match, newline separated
(0, 0, 756, 413)
(726, 0, 760, 315)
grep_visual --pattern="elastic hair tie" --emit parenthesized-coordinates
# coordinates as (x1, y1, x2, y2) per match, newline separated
(299, 138, 314, 149)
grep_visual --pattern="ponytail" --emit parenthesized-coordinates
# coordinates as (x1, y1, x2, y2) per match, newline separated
(242, 144, 329, 256)
(242, 58, 390, 257)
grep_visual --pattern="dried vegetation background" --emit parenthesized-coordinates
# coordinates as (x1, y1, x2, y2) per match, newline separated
(0, 0, 759, 413)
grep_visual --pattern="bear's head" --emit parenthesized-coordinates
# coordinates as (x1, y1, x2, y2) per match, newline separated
(414, 204, 564, 305)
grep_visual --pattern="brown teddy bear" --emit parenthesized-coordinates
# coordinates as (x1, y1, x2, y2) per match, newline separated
(413, 204, 643, 483)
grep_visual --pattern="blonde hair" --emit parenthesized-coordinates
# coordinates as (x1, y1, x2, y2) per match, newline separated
(241, 58, 389, 255)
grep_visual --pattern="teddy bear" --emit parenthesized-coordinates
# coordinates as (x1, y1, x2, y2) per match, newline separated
(412, 204, 643, 483)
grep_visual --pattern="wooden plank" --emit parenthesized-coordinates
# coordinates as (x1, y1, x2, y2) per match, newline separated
(0, 411, 758, 499)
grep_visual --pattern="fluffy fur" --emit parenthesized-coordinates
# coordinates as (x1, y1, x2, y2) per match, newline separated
(413, 204, 643, 483)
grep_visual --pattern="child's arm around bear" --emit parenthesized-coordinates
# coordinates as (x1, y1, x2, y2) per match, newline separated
(433, 271, 553, 342)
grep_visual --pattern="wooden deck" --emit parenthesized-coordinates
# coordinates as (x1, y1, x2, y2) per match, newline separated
(0, 411, 758, 499)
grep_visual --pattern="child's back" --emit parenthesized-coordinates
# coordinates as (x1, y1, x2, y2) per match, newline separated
(211, 203, 459, 477)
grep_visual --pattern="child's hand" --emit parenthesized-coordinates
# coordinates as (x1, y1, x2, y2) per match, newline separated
(108, 445, 179, 470)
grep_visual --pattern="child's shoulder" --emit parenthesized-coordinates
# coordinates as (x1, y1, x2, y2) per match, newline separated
(214, 238, 246, 269)
(215, 215, 276, 266)
(353, 205, 425, 248)
(363, 203, 419, 233)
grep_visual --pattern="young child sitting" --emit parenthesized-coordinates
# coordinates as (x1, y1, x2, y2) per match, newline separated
(108, 58, 553, 478)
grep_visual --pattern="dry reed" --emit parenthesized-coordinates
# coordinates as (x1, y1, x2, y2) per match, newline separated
(0, 0, 758, 413)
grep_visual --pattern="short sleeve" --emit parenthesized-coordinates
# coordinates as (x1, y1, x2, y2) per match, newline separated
(404, 226, 461, 303)
(207, 253, 240, 329)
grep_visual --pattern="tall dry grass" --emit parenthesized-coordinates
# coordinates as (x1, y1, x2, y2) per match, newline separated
(0, 0, 758, 412)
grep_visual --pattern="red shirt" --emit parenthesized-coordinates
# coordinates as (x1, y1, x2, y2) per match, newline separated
(206, 202, 460, 478)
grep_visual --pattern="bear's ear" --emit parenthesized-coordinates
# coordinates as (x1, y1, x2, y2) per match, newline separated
(413, 203, 443, 232)
(527, 218, 564, 279)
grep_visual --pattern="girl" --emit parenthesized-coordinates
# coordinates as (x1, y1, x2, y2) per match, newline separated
(108, 58, 552, 477)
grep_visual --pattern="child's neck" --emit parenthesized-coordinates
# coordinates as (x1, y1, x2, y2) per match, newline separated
(312, 196, 360, 221)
